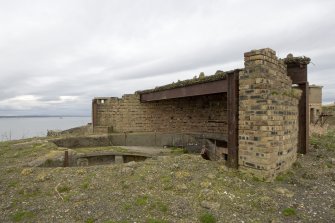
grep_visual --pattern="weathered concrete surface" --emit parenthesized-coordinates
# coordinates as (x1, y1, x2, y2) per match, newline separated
(51, 133, 227, 150)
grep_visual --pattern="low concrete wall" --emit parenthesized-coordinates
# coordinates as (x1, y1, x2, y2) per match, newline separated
(51, 132, 228, 160)
(51, 135, 111, 148)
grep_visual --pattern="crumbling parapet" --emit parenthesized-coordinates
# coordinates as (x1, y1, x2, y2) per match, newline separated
(238, 48, 301, 179)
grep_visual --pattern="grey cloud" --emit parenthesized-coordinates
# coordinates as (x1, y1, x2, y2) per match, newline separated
(0, 0, 334, 115)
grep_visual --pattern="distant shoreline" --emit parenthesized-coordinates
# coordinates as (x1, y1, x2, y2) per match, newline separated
(0, 116, 90, 118)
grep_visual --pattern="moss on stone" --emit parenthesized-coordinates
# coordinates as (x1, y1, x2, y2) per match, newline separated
(136, 70, 231, 94)
(283, 54, 311, 65)
(283, 89, 302, 99)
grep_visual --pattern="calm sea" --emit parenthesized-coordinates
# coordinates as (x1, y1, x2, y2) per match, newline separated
(0, 117, 91, 141)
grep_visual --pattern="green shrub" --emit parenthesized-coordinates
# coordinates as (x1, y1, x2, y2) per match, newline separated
(199, 212, 216, 223)
(282, 207, 296, 216)
(85, 218, 95, 223)
(135, 195, 148, 206)
(11, 211, 34, 222)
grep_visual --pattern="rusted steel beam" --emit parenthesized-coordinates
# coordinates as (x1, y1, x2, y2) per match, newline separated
(92, 99, 98, 127)
(286, 61, 309, 154)
(298, 82, 309, 154)
(63, 150, 69, 167)
(287, 63, 308, 84)
(227, 70, 239, 168)
(140, 79, 228, 102)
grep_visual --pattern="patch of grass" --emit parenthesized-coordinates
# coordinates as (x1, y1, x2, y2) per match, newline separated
(160, 175, 173, 190)
(104, 221, 128, 223)
(251, 175, 263, 182)
(8, 180, 18, 188)
(160, 176, 171, 184)
(63, 195, 70, 202)
(123, 203, 132, 210)
(150, 200, 168, 213)
(162, 184, 173, 191)
(135, 195, 148, 206)
(146, 219, 168, 223)
(326, 162, 333, 168)
(275, 175, 285, 181)
(199, 212, 216, 223)
(5, 167, 17, 173)
(45, 159, 53, 166)
(157, 202, 168, 213)
(32, 143, 43, 148)
(282, 207, 296, 216)
(58, 185, 71, 193)
(170, 147, 188, 154)
(121, 180, 130, 189)
(275, 171, 294, 182)
(75, 146, 129, 154)
(310, 130, 335, 151)
(81, 182, 89, 190)
(85, 218, 95, 223)
(18, 187, 40, 198)
(292, 161, 302, 169)
(0, 141, 12, 147)
(11, 211, 34, 222)
(302, 172, 317, 180)
(251, 196, 276, 211)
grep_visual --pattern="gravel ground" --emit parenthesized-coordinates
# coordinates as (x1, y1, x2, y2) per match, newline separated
(0, 138, 335, 223)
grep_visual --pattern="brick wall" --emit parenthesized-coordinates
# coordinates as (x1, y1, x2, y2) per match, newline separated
(92, 47, 307, 180)
(93, 93, 228, 136)
(238, 48, 302, 179)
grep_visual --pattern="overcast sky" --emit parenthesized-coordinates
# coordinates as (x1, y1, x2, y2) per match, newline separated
(0, 0, 334, 116)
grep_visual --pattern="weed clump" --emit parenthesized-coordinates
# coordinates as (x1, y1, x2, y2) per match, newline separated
(282, 207, 296, 216)
(58, 185, 71, 193)
(85, 218, 95, 223)
(310, 129, 335, 151)
(170, 147, 188, 155)
(135, 195, 148, 206)
(11, 211, 34, 222)
(199, 212, 216, 223)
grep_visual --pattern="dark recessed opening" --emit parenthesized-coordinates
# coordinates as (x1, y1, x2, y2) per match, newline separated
(223, 154, 228, 161)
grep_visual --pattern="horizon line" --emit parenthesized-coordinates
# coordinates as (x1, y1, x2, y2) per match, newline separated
(0, 115, 91, 118)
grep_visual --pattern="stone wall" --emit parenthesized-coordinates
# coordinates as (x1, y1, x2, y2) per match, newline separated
(238, 48, 302, 179)
(93, 93, 228, 136)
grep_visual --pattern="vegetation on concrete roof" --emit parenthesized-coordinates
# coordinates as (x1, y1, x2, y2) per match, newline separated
(137, 70, 231, 94)
(283, 53, 311, 65)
